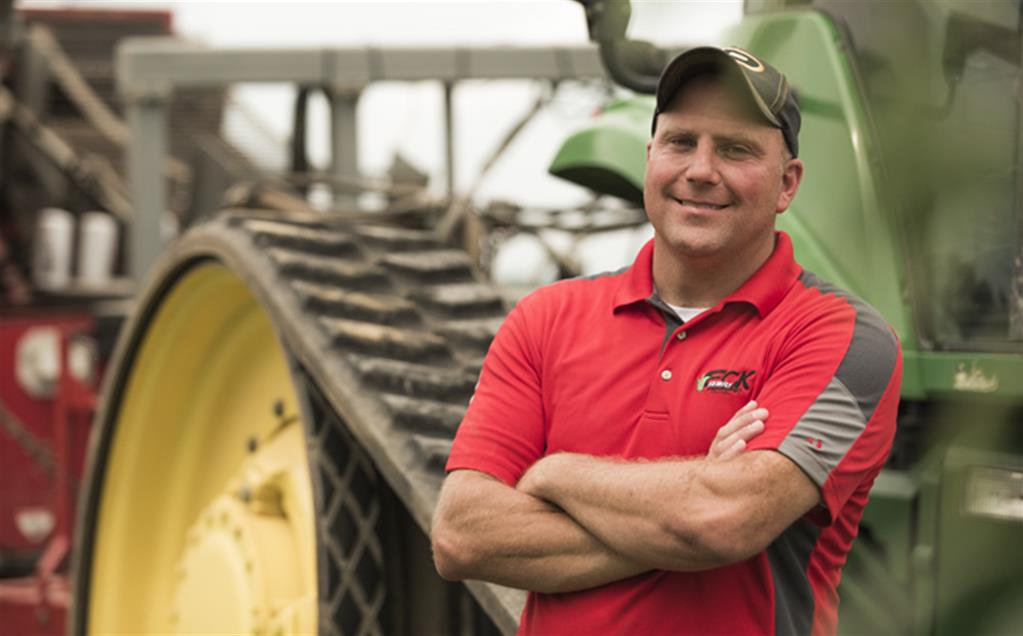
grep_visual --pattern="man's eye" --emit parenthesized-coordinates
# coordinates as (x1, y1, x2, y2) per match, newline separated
(670, 137, 695, 148)
(721, 145, 751, 157)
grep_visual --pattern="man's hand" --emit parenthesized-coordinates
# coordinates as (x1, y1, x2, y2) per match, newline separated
(707, 401, 767, 461)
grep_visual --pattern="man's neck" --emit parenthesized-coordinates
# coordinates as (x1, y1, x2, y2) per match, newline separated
(652, 234, 776, 308)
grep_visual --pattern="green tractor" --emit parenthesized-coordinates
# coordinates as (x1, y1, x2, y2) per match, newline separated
(71, 1, 1020, 634)
(554, 1, 1023, 633)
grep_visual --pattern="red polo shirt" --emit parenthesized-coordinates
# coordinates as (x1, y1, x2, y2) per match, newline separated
(447, 232, 902, 635)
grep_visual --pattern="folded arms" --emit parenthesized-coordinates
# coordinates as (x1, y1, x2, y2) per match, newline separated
(431, 402, 820, 593)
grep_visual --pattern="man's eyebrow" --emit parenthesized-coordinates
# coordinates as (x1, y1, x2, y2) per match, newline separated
(657, 125, 695, 138)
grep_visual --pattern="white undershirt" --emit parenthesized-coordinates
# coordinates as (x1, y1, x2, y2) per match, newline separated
(665, 303, 707, 323)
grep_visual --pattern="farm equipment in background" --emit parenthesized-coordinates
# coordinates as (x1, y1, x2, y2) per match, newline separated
(0, 312, 94, 635)
(1, 7, 629, 635)
(0, 6, 253, 635)
(68, 34, 623, 636)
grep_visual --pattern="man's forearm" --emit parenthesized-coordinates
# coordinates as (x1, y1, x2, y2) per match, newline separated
(432, 470, 648, 593)
(518, 451, 819, 571)
(518, 454, 722, 570)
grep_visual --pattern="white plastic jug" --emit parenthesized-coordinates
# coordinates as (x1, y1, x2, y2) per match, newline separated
(32, 207, 73, 290)
(77, 211, 118, 287)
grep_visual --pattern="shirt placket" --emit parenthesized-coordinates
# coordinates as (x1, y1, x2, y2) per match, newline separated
(644, 301, 686, 414)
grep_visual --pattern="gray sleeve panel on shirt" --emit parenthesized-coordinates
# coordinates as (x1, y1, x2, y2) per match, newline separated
(832, 306, 899, 422)
(778, 377, 867, 488)
(767, 518, 822, 636)
(780, 271, 900, 488)
(798, 271, 899, 424)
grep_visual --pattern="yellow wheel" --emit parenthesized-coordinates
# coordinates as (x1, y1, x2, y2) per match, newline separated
(71, 215, 513, 636)
(81, 263, 316, 634)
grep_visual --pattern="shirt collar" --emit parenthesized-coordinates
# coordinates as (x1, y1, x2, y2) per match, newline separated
(612, 231, 801, 318)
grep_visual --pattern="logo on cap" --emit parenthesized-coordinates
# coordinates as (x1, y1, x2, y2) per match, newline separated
(723, 47, 765, 73)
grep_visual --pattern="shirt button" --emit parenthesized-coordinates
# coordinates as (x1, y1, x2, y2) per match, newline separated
(660, 369, 673, 381)
(676, 331, 687, 341)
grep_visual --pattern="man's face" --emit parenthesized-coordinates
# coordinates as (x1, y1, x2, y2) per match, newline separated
(644, 75, 803, 265)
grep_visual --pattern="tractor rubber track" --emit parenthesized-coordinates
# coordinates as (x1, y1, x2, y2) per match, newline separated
(72, 210, 524, 636)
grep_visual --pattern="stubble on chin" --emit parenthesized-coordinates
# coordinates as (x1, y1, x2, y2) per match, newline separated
(652, 212, 730, 258)
(653, 229, 726, 266)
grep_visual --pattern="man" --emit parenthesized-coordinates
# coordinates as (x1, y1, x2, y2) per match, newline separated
(431, 46, 901, 636)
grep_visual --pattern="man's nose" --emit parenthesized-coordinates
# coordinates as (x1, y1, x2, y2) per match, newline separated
(684, 141, 719, 185)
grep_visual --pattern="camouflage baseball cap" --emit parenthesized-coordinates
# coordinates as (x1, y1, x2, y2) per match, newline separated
(653, 46, 801, 157)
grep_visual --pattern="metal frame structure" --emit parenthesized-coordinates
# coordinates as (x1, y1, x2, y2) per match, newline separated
(116, 40, 609, 280)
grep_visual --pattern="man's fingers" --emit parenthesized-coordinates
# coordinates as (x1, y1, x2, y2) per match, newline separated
(718, 438, 746, 461)
(717, 419, 765, 451)
(737, 400, 758, 416)
(708, 401, 769, 460)
(738, 419, 765, 440)
(710, 418, 766, 460)
(715, 406, 768, 440)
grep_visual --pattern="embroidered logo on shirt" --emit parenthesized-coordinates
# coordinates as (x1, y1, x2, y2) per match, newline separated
(696, 369, 756, 393)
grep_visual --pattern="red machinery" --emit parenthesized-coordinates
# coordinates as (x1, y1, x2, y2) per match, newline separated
(0, 312, 96, 635)
(0, 6, 183, 634)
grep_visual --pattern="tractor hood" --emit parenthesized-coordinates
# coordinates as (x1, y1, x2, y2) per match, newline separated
(548, 96, 653, 205)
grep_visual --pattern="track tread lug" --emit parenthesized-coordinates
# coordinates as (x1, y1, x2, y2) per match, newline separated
(242, 218, 360, 256)
(291, 280, 419, 324)
(377, 250, 475, 283)
(319, 317, 450, 361)
(434, 317, 504, 353)
(267, 249, 390, 289)
(349, 356, 476, 401)
(411, 283, 505, 316)
(355, 225, 441, 250)
(380, 394, 466, 435)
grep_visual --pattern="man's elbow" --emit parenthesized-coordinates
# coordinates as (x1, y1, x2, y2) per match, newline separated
(698, 528, 763, 565)
(430, 518, 475, 581)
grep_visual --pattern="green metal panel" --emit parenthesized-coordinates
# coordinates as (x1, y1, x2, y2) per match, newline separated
(935, 441, 1023, 635)
(547, 97, 652, 205)
(837, 469, 918, 635)
(720, 11, 917, 378)
(813, 0, 1021, 353)
(911, 351, 1023, 400)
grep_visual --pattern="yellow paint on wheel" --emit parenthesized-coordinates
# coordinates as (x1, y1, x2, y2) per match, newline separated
(87, 263, 316, 635)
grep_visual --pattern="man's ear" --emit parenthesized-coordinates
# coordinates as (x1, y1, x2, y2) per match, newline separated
(775, 158, 804, 213)
(646, 140, 652, 160)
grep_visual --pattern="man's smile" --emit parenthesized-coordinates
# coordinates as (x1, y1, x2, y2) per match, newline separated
(672, 197, 730, 211)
